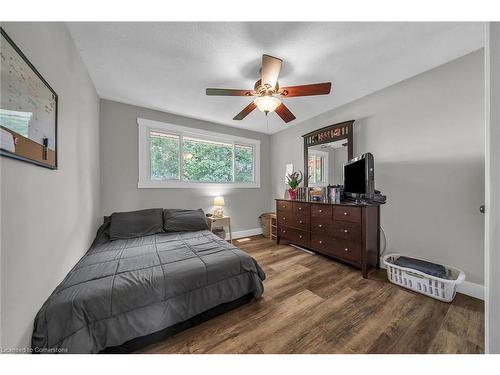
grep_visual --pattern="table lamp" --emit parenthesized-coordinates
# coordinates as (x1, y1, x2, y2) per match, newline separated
(213, 196, 225, 218)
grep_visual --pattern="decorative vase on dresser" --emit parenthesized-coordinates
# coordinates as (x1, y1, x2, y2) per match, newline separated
(275, 198, 382, 278)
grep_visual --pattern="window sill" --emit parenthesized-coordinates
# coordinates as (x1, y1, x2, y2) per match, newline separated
(138, 180, 261, 189)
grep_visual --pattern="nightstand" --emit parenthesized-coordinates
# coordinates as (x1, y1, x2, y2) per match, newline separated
(207, 216, 232, 244)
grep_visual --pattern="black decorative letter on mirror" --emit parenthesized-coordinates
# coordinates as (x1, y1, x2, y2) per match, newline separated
(302, 120, 354, 188)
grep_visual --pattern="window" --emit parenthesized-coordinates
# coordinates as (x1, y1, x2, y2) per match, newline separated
(150, 132, 180, 180)
(138, 118, 260, 188)
(182, 137, 233, 183)
(308, 151, 328, 186)
(235, 144, 254, 182)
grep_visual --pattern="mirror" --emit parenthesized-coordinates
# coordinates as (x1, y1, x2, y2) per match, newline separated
(307, 139, 348, 187)
(303, 120, 354, 188)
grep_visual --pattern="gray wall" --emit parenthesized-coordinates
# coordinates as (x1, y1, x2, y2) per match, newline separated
(486, 22, 500, 353)
(270, 50, 485, 285)
(332, 147, 347, 185)
(0, 23, 101, 349)
(99, 100, 271, 232)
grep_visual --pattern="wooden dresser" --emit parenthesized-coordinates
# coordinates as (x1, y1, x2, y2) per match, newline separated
(275, 199, 381, 278)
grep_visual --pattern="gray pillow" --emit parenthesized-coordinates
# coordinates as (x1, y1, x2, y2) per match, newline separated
(109, 208, 164, 240)
(91, 216, 111, 247)
(163, 209, 209, 232)
(103, 215, 111, 236)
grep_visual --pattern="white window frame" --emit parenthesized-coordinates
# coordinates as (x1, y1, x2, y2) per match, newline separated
(138, 118, 260, 188)
(308, 150, 329, 187)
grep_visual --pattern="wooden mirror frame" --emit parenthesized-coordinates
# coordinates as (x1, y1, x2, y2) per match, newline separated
(302, 120, 354, 187)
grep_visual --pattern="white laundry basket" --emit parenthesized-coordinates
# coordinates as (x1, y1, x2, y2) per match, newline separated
(383, 253, 465, 302)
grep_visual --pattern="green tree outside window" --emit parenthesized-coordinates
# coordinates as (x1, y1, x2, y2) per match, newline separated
(149, 131, 254, 184)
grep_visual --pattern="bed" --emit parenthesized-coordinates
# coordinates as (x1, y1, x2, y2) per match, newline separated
(31, 209, 265, 354)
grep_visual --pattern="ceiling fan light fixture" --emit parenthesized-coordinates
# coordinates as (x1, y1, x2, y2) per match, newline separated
(253, 95, 281, 114)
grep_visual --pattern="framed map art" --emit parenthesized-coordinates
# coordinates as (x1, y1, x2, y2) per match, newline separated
(0, 27, 58, 169)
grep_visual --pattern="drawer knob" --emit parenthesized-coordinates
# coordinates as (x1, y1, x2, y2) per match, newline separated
(283, 217, 286, 220)
(299, 220, 303, 224)
(319, 209, 323, 213)
(343, 229, 349, 233)
(282, 205, 286, 208)
(298, 207, 302, 211)
(344, 248, 349, 252)
(299, 235, 303, 239)
(343, 212, 348, 216)
(318, 224, 323, 228)
(283, 230, 286, 233)
(319, 240, 323, 244)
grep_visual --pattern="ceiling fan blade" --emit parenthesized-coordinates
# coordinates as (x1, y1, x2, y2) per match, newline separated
(275, 103, 296, 123)
(206, 88, 254, 96)
(279, 82, 332, 97)
(233, 102, 257, 120)
(261, 54, 283, 90)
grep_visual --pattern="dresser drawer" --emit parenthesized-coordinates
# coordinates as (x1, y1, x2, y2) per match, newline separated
(277, 200, 293, 211)
(293, 201, 310, 217)
(293, 216, 310, 231)
(310, 234, 360, 264)
(279, 226, 310, 247)
(311, 204, 332, 218)
(333, 206, 361, 223)
(277, 210, 294, 226)
(330, 238, 361, 264)
(277, 211, 308, 230)
(331, 221, 362, 242)
(311, 216, 332, 233)
(310, 233, 332, 253)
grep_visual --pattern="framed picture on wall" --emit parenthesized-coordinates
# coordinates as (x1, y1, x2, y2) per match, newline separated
(0, 27, 58, 169)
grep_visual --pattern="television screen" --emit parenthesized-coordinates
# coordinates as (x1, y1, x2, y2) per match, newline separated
(344, 158, 366, 194)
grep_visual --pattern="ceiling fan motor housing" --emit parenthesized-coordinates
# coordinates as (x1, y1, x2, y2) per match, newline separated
(254, 79, 279, 96)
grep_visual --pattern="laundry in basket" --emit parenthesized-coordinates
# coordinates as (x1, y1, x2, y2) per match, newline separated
(383, 253, 465, 302)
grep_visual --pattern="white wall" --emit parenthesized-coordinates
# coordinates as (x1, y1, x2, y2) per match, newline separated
(0, 23, 101, 350)
(485, 22, 500, 354)
(270, 50, 485, 286)
(99, 99, 271, 233)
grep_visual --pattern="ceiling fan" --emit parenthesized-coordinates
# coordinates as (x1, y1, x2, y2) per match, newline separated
(206, 54, 332, 124)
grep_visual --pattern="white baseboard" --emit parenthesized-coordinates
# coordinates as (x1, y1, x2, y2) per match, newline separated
(379, 257, 484, 300)
(457, 281, 484, 300)
(225, 227, 263, 241)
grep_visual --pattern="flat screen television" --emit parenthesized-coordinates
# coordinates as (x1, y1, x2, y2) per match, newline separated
(344, 152, 375, 200)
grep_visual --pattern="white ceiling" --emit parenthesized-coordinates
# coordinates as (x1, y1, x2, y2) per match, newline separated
(67, 22, 484, 134)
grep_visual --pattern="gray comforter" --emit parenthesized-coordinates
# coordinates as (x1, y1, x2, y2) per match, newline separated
(31, 230, 265, 353)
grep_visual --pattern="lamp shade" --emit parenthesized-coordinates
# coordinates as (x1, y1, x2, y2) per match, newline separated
(213, 196, 225, 206)
(254, 95, 281, 113)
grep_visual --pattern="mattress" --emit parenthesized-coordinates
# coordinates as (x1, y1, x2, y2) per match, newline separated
(31, 230, 265, 353)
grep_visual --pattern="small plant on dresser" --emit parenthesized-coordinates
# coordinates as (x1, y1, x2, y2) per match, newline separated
(286, 170, 303, 200)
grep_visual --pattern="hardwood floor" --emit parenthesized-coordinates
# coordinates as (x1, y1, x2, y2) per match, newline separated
(139, 236, 484, 354)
